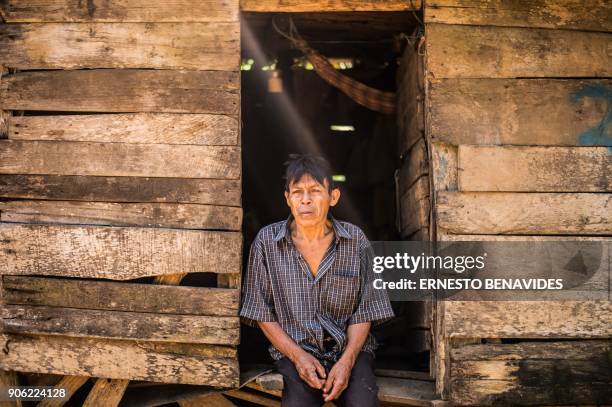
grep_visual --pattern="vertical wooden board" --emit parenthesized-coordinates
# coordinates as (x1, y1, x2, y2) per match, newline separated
(437, 192, 611, 235)
(0, 0, 239, 22)
(429, 79, 612, 146)
(0, 70, 240, 114)
(0, 23, 239, 70)
(398, 138, 428, 198)
(397, 44, 425, 156)
(0, 200, 243, 231)
(8, 114, 239, 145)
(0, 175, 242, 206)
(400, 176, 430, 237)
(425, 0, 612, 32)
(82, 378, 129, 407)
(458, 146, 612, 192)
(426, 24, 612, 78)
(0, 334, 240, 387)
(0, 224, 242, 279)
(0, 140, 241, 179)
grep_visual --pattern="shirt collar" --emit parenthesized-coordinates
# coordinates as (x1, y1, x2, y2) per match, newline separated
(273, 213, 351, 243)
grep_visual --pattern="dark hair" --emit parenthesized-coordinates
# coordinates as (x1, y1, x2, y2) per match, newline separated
(284, 154, 335, 193)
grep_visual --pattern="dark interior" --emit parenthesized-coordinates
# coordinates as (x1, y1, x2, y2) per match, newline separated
(239, 11, 428, 373)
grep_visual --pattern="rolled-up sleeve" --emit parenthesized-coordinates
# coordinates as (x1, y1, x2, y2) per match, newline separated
(348, 235, 395, 326)
(239, 235, 277, 327)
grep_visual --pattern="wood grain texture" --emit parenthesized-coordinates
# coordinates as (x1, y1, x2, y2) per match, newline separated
(37, 376, 88, 407)
(398, 138, 428, 198)
(449, 341, 612, 405)
(0, 200, 242, 230)
(2, 305, 240, 345)
(0, 70, 239, 114)
(82, 378, 128, 407)
(429, 79, 612, 146)
(425, 0, 612, 32)
(426, 24, 612, 78)
(239, 0, 420, 12)
(0, 174, 241, 206)
(0, 0, 239, 22)
(0, 224, 242, 279)
(444, 301, 612, 338)
(437, 192, 611, 235)
(0, 334, 240, 387)
(0, 140, 240, 179)
(0, 23, 239, 70)
(2, 276, 240, 316)
(458, 146, 611, 192)
(396, 43, 425, 156)
(431, 142, 457, 192)
(8, 114, 238, 145)
(400, 175, 430, 237)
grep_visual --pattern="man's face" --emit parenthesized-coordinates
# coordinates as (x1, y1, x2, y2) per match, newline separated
(284, 174, 340, 227)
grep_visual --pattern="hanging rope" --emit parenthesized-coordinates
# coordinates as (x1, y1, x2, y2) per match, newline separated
(272, 17, 396, 115)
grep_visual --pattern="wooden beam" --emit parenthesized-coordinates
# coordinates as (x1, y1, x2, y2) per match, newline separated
(426, 24, 612, 78)
(37, 376, 89, 407)
(0, 175, 241, 206)
(2, 276, 239, 316)
(0, 200, 242, 230)
(8, 114, 238, 145)
(398, 138, 428, 198)
(449, 340, 612, 405)
(0, 140, 240, 179)
(2, 305, 240, 345)
(458, 146, 611, 192)
(429, 79, 612, 146)
(0, 224, 242, 279)
(179, 393, 237, 407)
(0, 370, 22, 407)
(0, 23, 239, 71)
(82, 379, 129, 407)
(445, 301, 612, 339)
(0, 0, 239, 22)
(425, 0, 612, 32)
(437, 192, 611, 235)
(240, 0, 421, 12)
(0, 334, 240, 387)
(0, 70, 239, 114)
(400, 176, 430, 237)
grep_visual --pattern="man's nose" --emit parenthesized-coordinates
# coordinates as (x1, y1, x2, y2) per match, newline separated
(301, 192, 312, 204)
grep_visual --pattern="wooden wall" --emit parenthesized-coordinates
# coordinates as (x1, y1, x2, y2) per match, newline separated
(0, 0, 242, 399)
(423, 1, 612, 405)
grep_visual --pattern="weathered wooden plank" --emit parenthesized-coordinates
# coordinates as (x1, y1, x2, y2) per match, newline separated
(0, 70, 239, 114)
(0, 224, 242, 279)
(450, 341, 612, 405)
(429, 79, 612, 146)
(240, 0, 420, 12)
(445, 301, 612, 339)
(179, 394, 237, 407)
(0, 174, 241, 206)
(458, 146, 611, 192)
(82, 378, 128, 407)
(0, 23, 239, 71)
(425, 0, 612, 32)
(8, 114, 238, 145)
(0, 140, 240, 179)
(426, 24, 612, 78)
(430, 142, 457, 192)
(437, 192, 611, 235)
(396, 43, 424, 156)
(2, 305, 240, 345)
(0, 334, 240, 387)
(398, 138, 428, 199)
(0, 0, 239, 22)
(400, 175, 430, 237)
(37, 376, 88, 407)
(0, 200, 242, 230)
(0, 370, 21, 407)
(2, 276, 239, 316)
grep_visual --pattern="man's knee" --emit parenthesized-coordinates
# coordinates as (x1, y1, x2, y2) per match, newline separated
(338, 352, 379, 407)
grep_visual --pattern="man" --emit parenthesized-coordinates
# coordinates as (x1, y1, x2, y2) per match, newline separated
(240, 154, 394, 406)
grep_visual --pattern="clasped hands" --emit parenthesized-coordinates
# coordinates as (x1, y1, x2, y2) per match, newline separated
(292, 349, 354, 402)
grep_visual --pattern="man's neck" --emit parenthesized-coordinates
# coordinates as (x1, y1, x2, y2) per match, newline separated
(290, 218, 334, 243)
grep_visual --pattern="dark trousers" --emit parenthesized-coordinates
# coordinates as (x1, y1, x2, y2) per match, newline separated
(273, 351, 379, 407)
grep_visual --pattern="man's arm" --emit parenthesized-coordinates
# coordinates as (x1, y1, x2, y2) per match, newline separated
(322, 322, 371, 402)
(257, 321, 327, 389)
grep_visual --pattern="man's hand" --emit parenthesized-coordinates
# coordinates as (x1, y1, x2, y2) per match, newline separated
(322, 356, 354, 402)
(291, 349, 327, 390)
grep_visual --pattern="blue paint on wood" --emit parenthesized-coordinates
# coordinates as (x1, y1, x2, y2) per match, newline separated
(570, 84, 611, 152)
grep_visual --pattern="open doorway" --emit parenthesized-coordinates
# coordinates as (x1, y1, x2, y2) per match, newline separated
(239, 9, 430, 381)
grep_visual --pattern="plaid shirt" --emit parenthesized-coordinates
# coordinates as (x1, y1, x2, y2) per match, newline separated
(240, 214, 395, 361)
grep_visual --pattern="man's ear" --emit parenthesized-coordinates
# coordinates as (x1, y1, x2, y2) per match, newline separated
(284, 190, 291, 208)
(330, 187, 341, 207)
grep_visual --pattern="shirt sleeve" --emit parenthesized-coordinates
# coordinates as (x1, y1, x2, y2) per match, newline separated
(239, 234, 277, 327)
(348, 233, 395, 326)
